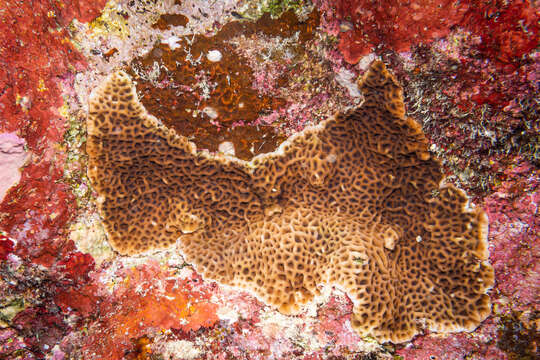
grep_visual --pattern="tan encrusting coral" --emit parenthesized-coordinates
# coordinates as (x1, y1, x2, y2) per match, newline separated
(87, 61, 494, 343)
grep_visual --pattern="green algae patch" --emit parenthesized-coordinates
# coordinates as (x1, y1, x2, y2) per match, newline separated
(0, 299, 25, 327)
(62, 108, 92, 209)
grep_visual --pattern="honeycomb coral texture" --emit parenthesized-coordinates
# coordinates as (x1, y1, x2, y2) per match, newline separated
(87, 61, 494, 343)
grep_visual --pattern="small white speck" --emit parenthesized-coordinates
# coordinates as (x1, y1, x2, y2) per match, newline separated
(207, 49, 222, 62)
(202, 106, 218, 119)
(162, 35, 182, 50)
(357, 53, 377, 71)
(218, 141, 235, 156)
(416, 235, 422, 242)
(339, 20, 354, 32)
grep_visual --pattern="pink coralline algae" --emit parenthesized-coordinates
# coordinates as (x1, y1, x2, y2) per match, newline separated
(0, 133, 28, 202)
(313, 295, 367, 354)
(397, 318, 508, 360)
(484, 161, 539, 309)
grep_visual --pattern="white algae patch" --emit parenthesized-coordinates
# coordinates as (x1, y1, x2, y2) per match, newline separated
(69, 212, 114, 265)
(335, 68, 361, 98)
(153, 338, 202, 360)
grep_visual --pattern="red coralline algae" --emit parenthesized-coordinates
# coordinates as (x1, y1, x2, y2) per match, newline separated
(315, 0, 538, 67)
(443, 44, 539, 113)
(71, 262, 219, 360)
(54, 281, 101, 318)
(461, 0, 539, 70)
(0, 233, 14, 261)
(0, 0, 106, 358)
(0, 257, 83, 358)
(0, 0, 105, 258)
(1, 163, 74, 264)
(55, 252, 95, 282)
(315, 0, 467, 64)
(11, 306, 67, 355)
(0, 0, 103, 148)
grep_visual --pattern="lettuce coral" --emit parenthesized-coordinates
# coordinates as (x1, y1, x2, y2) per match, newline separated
(87, 60, 494, 343)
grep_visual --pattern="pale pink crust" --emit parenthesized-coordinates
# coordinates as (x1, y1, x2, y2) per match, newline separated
(87, 61, 494, 343)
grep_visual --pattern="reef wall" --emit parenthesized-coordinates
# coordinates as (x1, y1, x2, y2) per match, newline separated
(0, 0, 537, 359)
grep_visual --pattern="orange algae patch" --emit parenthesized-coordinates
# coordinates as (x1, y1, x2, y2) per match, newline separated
(128, 335, 153, 360)
(128, 10, 319, 160)
(102, 47, 119, 61)
(80, 263, 218, 360)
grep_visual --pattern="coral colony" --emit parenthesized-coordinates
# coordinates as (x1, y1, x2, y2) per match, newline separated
(0, 1, 538, 359)
(88, 62, 493, 344)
